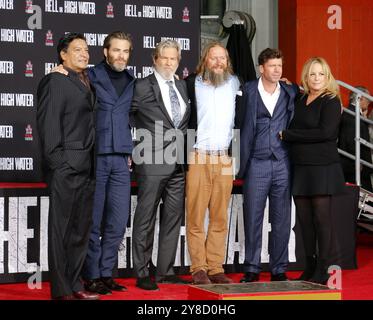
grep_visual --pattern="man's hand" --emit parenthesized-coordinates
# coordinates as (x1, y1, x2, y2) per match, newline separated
(280, 78, 292, 85)
(51, 64, 68, 75)
(127, 156, 133, 172)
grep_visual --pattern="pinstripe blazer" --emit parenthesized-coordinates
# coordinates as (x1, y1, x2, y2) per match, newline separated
(37, 72, 95, 173)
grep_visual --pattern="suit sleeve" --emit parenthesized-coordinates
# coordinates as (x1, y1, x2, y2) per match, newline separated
(282, 96, 342, 143)
(36, 75, 66, 169)
(129, 79, 143, 128)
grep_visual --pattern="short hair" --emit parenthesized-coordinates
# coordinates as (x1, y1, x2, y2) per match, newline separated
(103, 31, 133, 51)
(258, 48, 283, 66)
(152, 39, 181, 62)
(300, 57, 340, 100)
(57, 32, 86, 64)
(196, 41, 233, 76)
(349, 86, 369, 104)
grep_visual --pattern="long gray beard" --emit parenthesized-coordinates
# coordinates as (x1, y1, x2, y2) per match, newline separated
(203, 69, 230, 87)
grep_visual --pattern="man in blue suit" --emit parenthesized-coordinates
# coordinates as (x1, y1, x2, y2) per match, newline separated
(82, 31, 135, 294)
(238, 48, 297, 282)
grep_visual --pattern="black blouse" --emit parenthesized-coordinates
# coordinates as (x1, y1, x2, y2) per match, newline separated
(282, 94, 342, 165)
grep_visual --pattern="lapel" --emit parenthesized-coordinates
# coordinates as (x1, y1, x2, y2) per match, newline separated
(149, 73, 175, 126)
(174, 77, 191, 124)
(94, 62, 118, 101)
(247, 81, 258, 128)
(66, 71, 95, 109)
(271, 88, 286, 117)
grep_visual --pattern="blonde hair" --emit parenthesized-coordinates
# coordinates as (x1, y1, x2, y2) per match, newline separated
(301, 57, 341, 101)
(196, 41, 233, 76)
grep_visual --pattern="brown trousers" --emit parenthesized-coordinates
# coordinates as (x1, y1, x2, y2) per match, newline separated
(186, 151, 233, 275)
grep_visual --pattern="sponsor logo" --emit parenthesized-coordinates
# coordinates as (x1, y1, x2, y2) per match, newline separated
(25, 0, 33, 13)
(182, 6, 190, 22)
(125, 5, 172, 19)
(0, 29, 34, 43)
(0, 61, 14, 74)
(106, 2, 114, 18)
(25, 124, 33, 141)
(0, 157, 33, 170)
(0, 125, 13, 138)
(25, 61, 33, 77)
(0, 0, 14, 10)
(161, 37, 190, 51)
(45, 30, 53, 46)
(0, 93, 34, 107)
(84, 33, 108, 46)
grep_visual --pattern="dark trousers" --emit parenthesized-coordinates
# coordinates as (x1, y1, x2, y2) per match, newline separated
(82, 154, 131, 279)
(132, 167, 185, 279)
(242, 157, 291, 274)
(293, 195, 333, 264)
(47, 164, 95, 298)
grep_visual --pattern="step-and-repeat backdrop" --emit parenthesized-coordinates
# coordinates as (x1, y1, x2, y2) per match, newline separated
(0, 1, 358, 284)
(0, 0, 199, 182)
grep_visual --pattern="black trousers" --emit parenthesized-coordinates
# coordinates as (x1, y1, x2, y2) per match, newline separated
(47, 164, 95, 298)
(132, 167, 185, 279)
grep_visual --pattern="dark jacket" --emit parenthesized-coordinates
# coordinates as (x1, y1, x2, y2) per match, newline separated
(130, 73, 191, 176)
(88, 62, 135, 154)
(238, 79, 297, 178)
(37, 72, 95, 173)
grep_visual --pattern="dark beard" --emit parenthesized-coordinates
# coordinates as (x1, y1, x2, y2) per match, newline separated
(203, 69, 230, 87)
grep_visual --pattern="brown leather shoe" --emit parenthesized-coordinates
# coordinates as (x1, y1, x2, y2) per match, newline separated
(192, 270, 211, 285)
(208, 273, 233, 284)
(52, 295, 76, 300)
(73, 290, 100, 300)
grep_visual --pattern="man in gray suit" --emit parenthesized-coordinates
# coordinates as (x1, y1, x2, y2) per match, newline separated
(131, 39, 191, 290)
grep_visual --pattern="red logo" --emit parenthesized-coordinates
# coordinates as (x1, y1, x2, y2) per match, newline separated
(45, 30, 53, 46)
(25, 0, 33, 13)
(106, 2, 114, 18)
(182, 7, 190, 23)
(25, 125, 33, 141)
(25, 61, 33, 77)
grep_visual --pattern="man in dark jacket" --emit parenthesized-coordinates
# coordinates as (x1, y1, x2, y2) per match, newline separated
(82, 31, 135, 294)
(338, 86, 372, 191)
(37, 33, 98, 300)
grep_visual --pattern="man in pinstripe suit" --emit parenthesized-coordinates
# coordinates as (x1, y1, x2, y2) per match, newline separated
(37, 33, 98, 300)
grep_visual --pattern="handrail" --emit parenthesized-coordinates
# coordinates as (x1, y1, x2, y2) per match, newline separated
(337, 80, 373, 102)
(343, 108, 373, 126)
(337, 80, 373, 186)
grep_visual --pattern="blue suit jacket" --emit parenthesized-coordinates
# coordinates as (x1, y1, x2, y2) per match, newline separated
(238, 79, 297, 179)
(88, 62, 135, 154)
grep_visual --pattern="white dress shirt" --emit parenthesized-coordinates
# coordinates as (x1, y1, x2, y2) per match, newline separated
(153, 69, 187, 121)
(194, 75, 240, 151)
(258, 77, 281, 116)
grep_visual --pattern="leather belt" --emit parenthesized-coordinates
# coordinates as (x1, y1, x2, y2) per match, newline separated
(194, 148, 229, 156)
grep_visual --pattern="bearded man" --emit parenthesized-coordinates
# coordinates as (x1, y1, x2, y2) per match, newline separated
(81, 31, 135, 294)
(185, 42, 242, 285)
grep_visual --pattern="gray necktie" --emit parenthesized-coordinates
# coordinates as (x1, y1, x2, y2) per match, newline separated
(166, 80, 182, 128)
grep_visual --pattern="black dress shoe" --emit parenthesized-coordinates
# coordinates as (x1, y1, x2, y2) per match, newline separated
(271, 273, 288, 281)
(101, 277, 127, 291)
(240, 272, 259, 283)
(85, 279, 112, 295)
(157, 275, 190, 284)
(136, 276, 159, 291)
(73, 290, 100, 300)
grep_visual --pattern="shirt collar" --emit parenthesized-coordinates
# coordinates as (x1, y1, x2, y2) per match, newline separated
(153, 69, 174, 84)
(258, 77, 281, 95)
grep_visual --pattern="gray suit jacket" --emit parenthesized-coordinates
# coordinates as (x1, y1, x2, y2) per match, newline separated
(131, 73, 191, 176)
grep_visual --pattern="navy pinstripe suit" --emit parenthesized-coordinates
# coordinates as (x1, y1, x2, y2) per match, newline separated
(238, 79, 296, 275)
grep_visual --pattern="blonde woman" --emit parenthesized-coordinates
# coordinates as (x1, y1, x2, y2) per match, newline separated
(280, 57, 345, 284)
